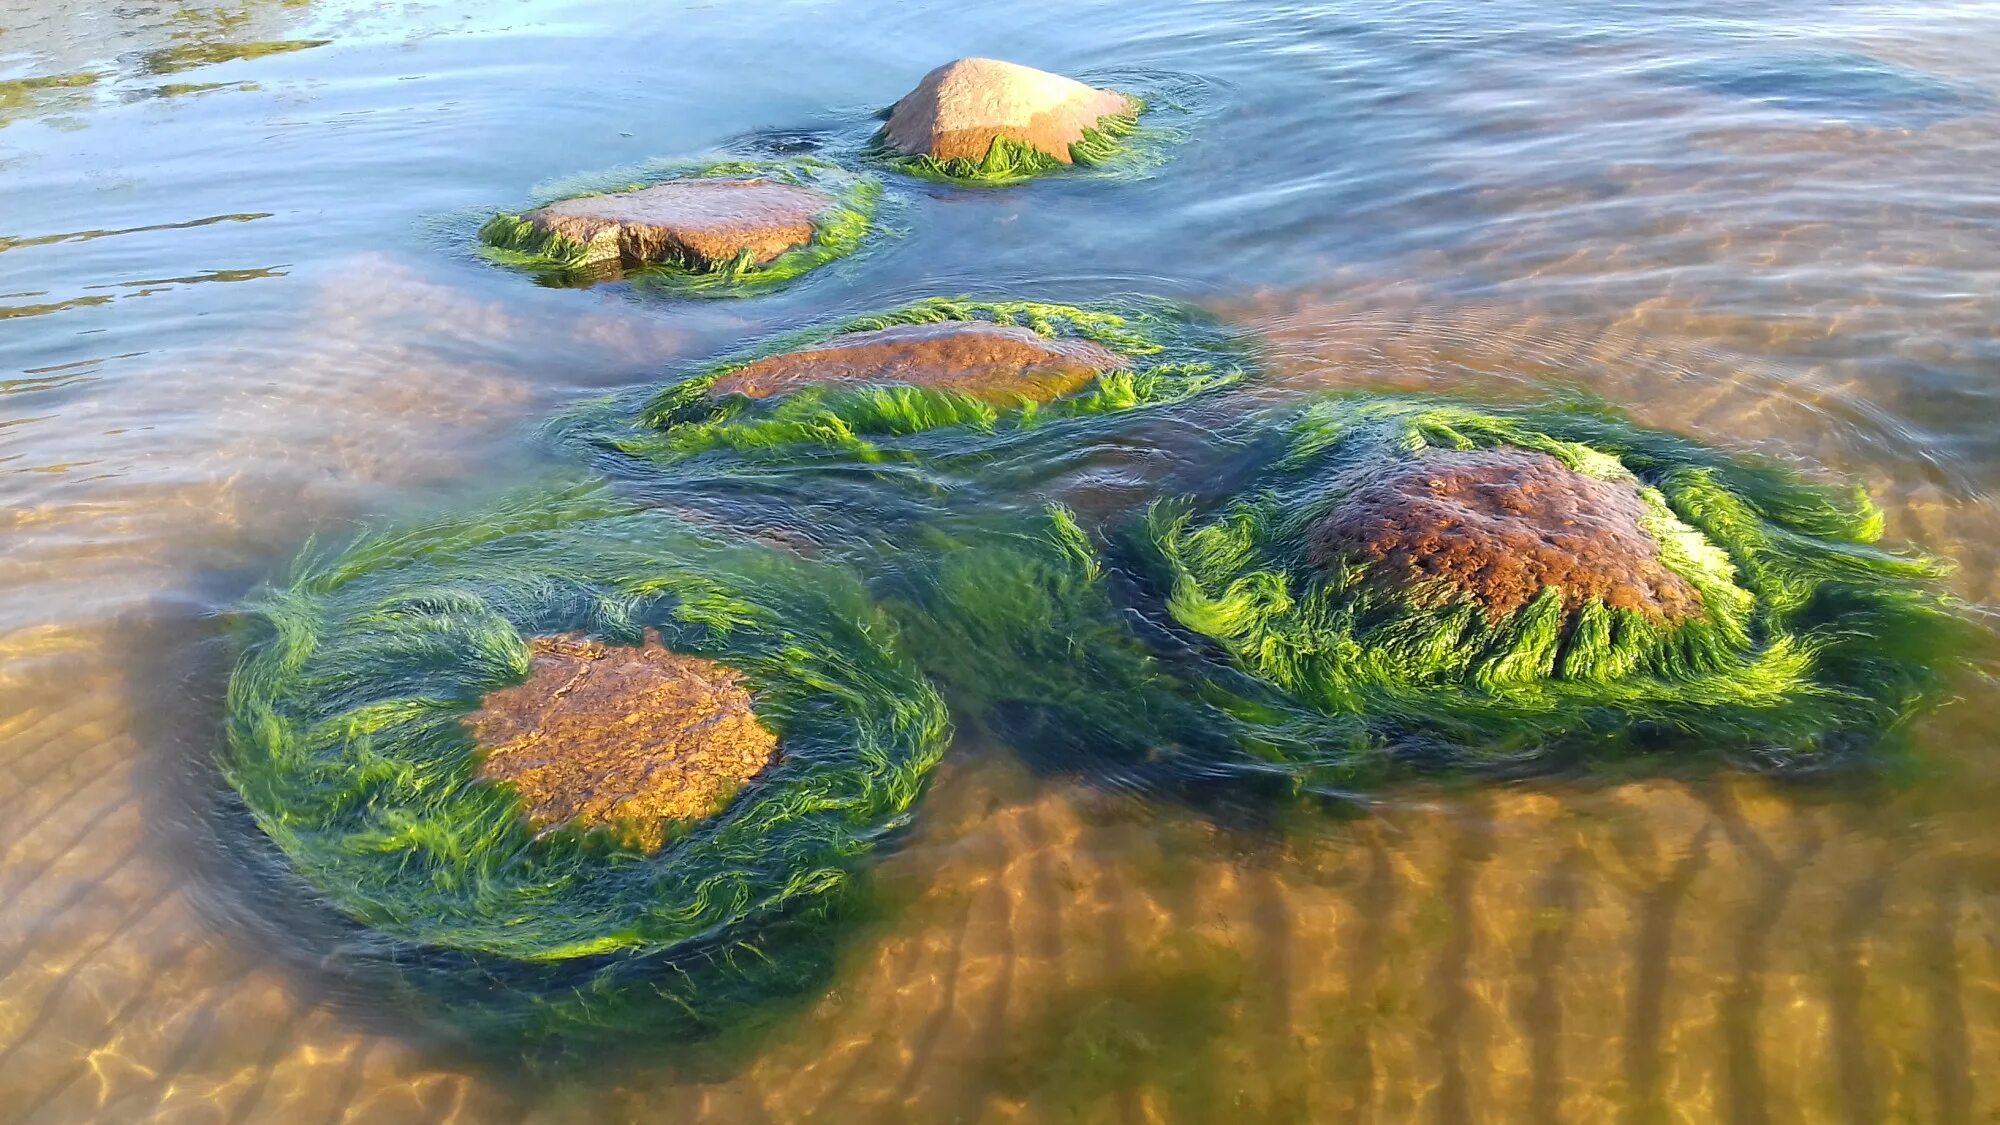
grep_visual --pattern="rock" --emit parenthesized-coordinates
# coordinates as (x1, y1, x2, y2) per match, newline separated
(518, 179, 837, 270)
(465, 630, 778, 853)
(710, 320, 1131, 405)
(884, 57, 1136, 166)
(1309, 448, 1704, 622)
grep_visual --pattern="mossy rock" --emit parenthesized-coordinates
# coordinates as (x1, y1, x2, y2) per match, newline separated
(477, 157, 881, 295)
(553, 297, 1249, 471)
(222, 485, 951, 967)
(884, 396, 1967, 795)
(1141, 396, 1967, 776)
(872, 57, 1146, 187)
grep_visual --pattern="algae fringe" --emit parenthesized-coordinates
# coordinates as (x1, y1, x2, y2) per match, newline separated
(871, 103, 1146, 187)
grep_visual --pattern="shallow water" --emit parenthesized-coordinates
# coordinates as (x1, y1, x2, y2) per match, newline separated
(4, 0, 2000, 1120)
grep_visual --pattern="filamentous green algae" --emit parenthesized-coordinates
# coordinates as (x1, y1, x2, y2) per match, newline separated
(554, 297, 1248, 471)
(477, 157, 881, 295)
(887, 396, 1966, 795)
(223, 485, 950, 969)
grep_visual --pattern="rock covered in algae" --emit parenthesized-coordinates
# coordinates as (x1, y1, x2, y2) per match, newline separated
(220, 488, 951, 964)
(884, 397, 1963, 796)
(544, 298, 1246, 469)
(467, 630, 779, 854)
(709, 320, 1132, 406)
(881, 58, 1139, 181)
(1310, 447, 1705, 623)
(1129, 396, 1963, 771)
(516, 178, 836, 270)
(478, 159, 881, 293)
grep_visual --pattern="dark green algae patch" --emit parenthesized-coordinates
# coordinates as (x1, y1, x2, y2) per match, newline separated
(223, 486, 949, 994)
(550, 296, 1249, 474)
(886, 395, 1968, 796)
(477, 157, 881, 296)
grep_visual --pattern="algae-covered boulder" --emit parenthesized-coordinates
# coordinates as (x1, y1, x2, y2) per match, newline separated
(879, 58, 1142, 184)
(711, 320, 1131, 406)
(1136, 396, 1963, 773)
(222, 487, 950, 965)
(881, 396, 1963, 798)
(516, 179, 835, 270)
(478, 159, 880, 294)
(552, 298, 1244, 468)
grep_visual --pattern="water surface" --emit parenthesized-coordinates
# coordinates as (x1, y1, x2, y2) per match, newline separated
(4, 0, 2000, 1120)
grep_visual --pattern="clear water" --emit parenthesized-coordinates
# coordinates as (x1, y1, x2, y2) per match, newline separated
(4, 0, 2000, 1120)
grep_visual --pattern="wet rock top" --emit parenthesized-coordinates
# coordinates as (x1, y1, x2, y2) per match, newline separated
(885, 57, 1135, 165)
(710, 320, 1132, 405)
(522, 178, 837, 269)
(465, 630, 778, 853)
(1309, 447, 1705, 622)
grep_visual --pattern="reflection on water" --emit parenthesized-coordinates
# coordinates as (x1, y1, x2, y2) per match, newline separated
(3, 0, 2000, 1119)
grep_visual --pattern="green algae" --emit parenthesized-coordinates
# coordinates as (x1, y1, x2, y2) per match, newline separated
(872, 104, 1147, 187)
(552, 297, 1247, 473)
(477, 157, 882, 296)
(140, 38, 330, 75)
(222, 483, 951, 965)
(0, 72, 100, 125)
(880, 396, 1967, 797)
(1140, 396, 1968, 775)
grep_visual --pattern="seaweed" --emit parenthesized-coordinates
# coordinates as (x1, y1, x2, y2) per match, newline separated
(549, 296, 1248, 475)
(1135, 395, 1968, 773)
(874, 395, 1967, 800)
(476, 157, 882, 296)
(222, 483, 952, 967)
(871, 105, 1146, 187)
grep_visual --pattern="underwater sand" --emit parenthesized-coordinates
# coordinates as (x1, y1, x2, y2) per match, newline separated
(3, 0, 2000, 1120)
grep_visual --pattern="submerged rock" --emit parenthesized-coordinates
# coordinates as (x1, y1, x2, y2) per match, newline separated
(710, 320, 1132, 406)
(467, 630, 778, 854)
(515, 178, 837, 270)
(884, 57, 1136, 169)
(1310, 447, 1703, 622)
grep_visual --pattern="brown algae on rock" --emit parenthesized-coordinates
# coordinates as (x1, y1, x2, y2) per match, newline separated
(467, 630, 778, 854)
(1309, 447, 1705, 623)
(709, 320, 1132, 407)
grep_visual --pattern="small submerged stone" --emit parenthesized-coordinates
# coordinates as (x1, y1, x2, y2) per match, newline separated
(1310, 447, 1703, 623)
(883, 57, 1137, 174)
(517, 178, 837, 271)
(467, 629, 777, 854)
(710, 320, 1132, 406)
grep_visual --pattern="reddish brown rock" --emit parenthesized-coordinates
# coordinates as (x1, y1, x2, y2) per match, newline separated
(709, 320, 1131, 405)
(465, 630, 778, 853)
(1309, 448, 1704, 622)
(884, 57, 1136, 166)
(520, 179, 836, 270)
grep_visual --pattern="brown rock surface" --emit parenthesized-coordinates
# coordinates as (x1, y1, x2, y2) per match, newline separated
(1309, 447, 1704, 622)
(884, 57, 1135, 165)
(709, 320, 1131, 405)
(465, 630, 778, 853)
(520, 179, 836, 270)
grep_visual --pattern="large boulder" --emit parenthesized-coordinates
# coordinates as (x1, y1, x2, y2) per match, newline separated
(466, 630, 778, 853)
(517, 178, 838, 270)
(884, 57, 1136, 167)
(710, 320, 1131, 405)
(1309, 447, 1704, 622)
